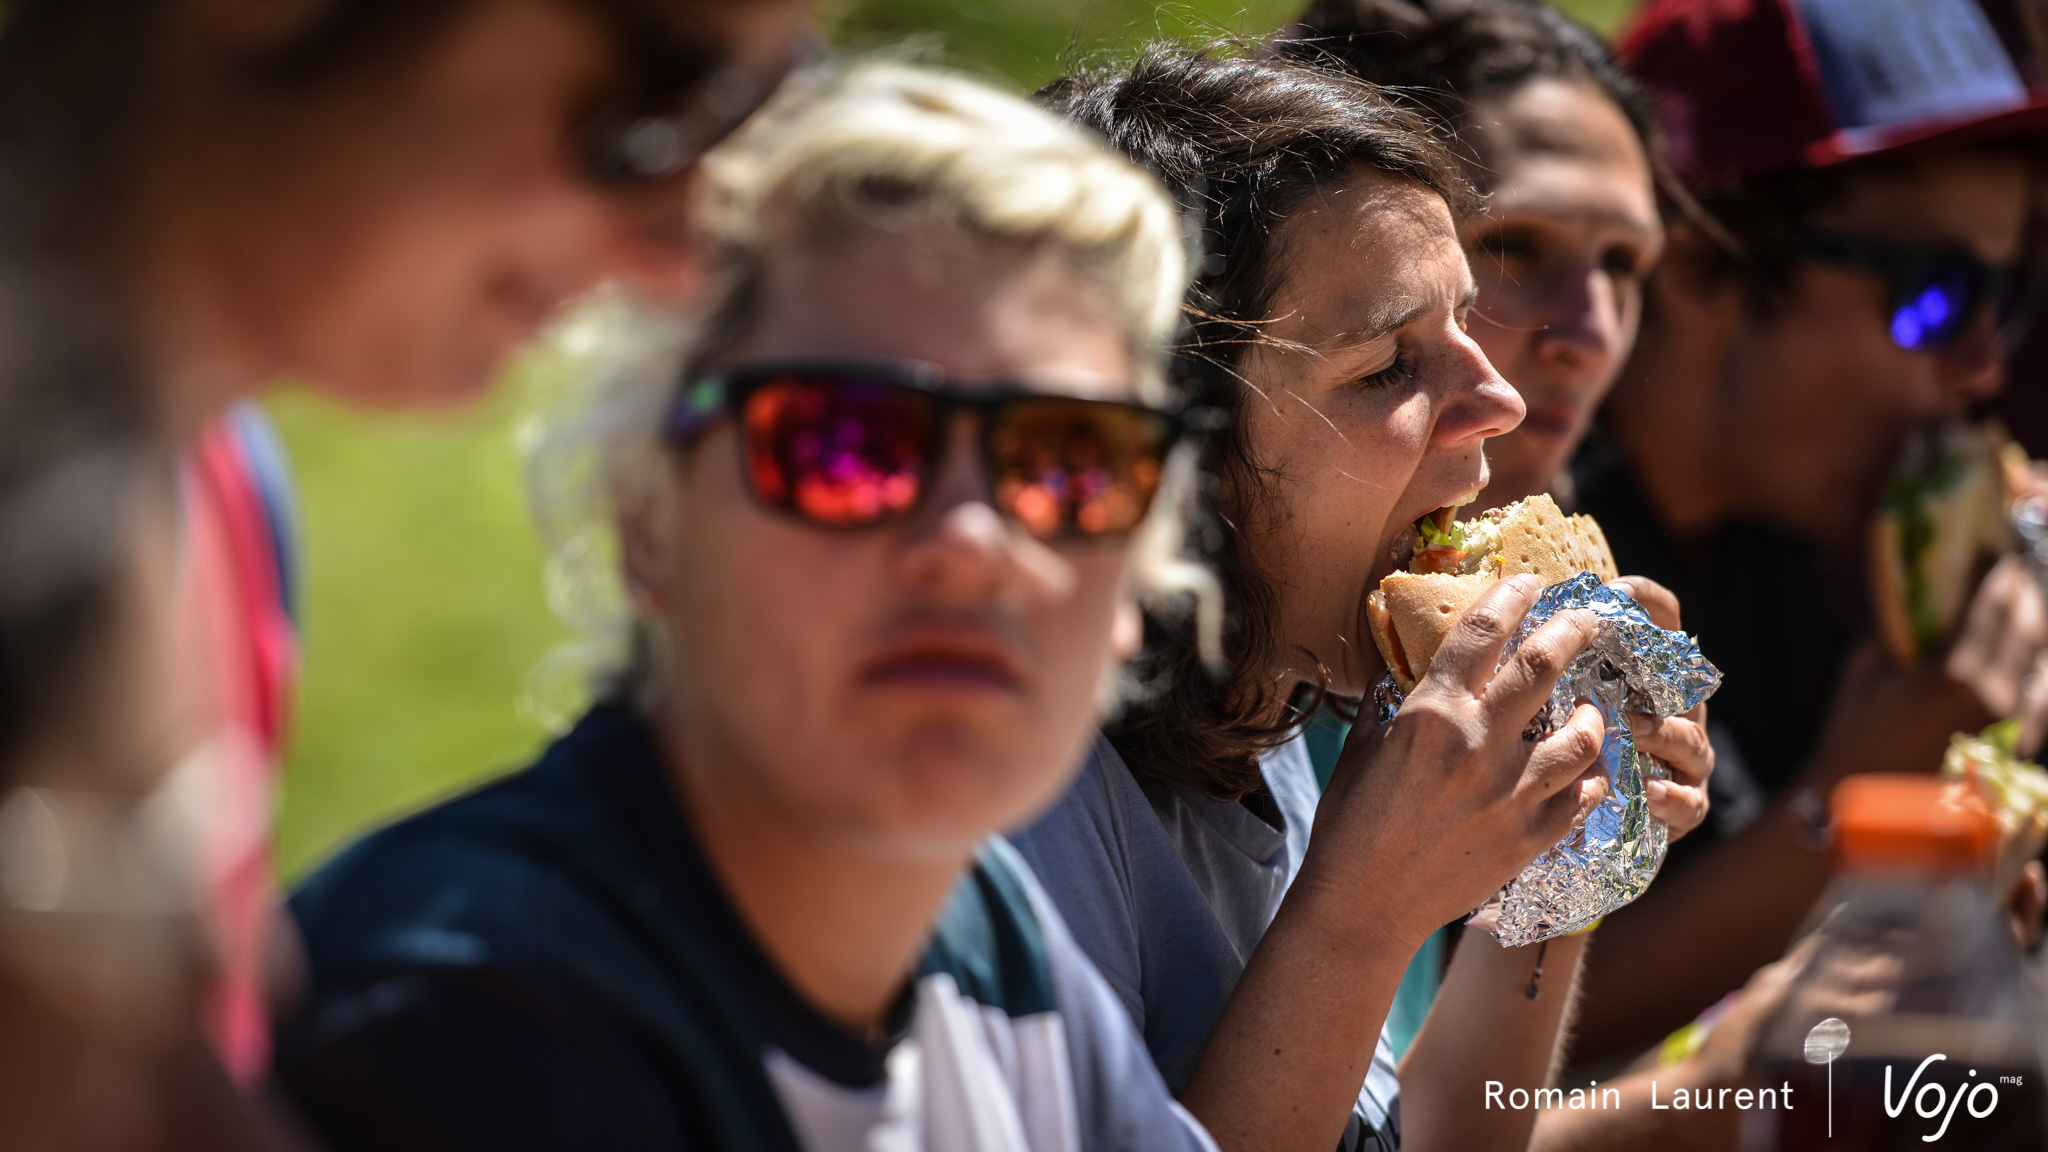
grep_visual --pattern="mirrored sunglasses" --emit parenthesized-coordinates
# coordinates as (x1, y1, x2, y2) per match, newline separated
(666, 360, 1184, 542)
(1795, 230, 2023, 354)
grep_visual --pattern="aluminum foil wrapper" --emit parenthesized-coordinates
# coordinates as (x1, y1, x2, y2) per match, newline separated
(1374, 572, 1723, 947)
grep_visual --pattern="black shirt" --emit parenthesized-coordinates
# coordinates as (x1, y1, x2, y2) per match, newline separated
(1572, 437, 1866, 869)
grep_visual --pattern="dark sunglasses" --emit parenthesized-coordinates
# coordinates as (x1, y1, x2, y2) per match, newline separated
(1794, 230, 2023, 353)
(578, 22, 807, 186)
(666, 360, 1185, 541)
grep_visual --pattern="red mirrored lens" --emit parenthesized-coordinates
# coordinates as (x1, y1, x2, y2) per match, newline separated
(741, 377, 936, 526)
(989, 400, 1172, 539)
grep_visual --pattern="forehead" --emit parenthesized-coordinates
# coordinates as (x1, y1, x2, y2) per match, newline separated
(1818, 149, 2032, 264)
(1265, 168, 1471, 345)
(1465, 79, 1655, 228)
(738, 224, 1135, 399)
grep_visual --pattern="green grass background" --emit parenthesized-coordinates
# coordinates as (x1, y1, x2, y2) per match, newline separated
(270, 0, 1634, 880)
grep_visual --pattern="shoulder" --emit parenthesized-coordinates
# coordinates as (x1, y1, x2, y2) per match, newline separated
(927, 841, 1216, 1152)
(289, 743, 618, 982)
(279, 708, 803, 1152)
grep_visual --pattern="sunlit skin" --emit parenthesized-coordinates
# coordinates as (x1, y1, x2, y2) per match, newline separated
(620, 225, 1142, 1033)
(1462, 79, 1663, 513)
(144, 0, 813, 431)
(1234, 166, 1523, 698)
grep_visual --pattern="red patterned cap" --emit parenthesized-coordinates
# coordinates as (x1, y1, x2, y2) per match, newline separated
(1619, 0, 2048, 191)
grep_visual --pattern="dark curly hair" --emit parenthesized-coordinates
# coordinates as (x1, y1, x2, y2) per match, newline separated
(1278, 0, 1656, 178)
(1041, 45, 1472, 799)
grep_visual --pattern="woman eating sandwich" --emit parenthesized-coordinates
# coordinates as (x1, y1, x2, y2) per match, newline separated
(272, 62, 1217, 1152)
(1009, 45, 1714, 1152)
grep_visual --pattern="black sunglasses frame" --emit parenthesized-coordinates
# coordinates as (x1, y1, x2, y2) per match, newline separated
(666, 359, 1188, 540)
(1793, 229, 2024, 353)
(577, 21, 813, 187)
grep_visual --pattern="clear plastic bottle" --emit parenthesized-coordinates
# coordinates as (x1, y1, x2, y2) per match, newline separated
(1742, 775, 2048, 1151)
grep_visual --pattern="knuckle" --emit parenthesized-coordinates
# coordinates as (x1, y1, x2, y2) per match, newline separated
(1461, 606, 1510, 642)
(1517, 642, 1563, 679)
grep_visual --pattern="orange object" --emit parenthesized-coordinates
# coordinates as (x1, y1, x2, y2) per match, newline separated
(1831, 774, 1998, 876)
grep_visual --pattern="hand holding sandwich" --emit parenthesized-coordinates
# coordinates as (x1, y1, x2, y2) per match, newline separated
(1183, 572, 1608, 1152)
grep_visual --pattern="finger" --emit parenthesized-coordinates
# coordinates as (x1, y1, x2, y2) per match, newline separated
(1531, 761, 1607, 849)
(2020, 650, 2048, 757)
(1988, 559, 2048, 688)
(1950, 557, 2024, 684)
(1426, 573, 1543, 697)
(1484, 608, 1600, 724)
(1647, 777, 1710, 840)
(1630, 714, 1713, 787)
(1520, 701, 1606, 799)
(1608, 575, 1682, 631)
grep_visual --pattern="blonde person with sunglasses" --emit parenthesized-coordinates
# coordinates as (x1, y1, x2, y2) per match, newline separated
(274, 63, 1219, 1152)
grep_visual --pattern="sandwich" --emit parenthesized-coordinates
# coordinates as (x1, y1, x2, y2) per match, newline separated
(1870, 422, 2026, 665)
(1942, 720, 2048, 897)
(1366, 494, 1619, 693)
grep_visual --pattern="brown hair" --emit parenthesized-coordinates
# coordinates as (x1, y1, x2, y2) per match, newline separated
(1042, 44, 1472, 799)
(1279, 0, 1657, 173)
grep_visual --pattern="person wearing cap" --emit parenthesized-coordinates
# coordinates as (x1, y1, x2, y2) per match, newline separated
(1564, 0, 2048, 1068)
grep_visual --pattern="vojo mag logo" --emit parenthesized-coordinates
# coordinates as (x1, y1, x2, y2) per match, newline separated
(1803, 1018, 2015, 1143)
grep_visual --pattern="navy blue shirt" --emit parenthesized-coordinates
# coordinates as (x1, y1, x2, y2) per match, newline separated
(277, 706, 1213, 1152)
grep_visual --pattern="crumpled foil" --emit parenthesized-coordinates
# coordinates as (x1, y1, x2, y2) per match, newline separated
(1374, 571, 1723, 947)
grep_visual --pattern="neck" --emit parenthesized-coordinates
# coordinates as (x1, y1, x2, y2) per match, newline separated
(654, 710, 968, 1038)
(1602, 319, 1728, 540)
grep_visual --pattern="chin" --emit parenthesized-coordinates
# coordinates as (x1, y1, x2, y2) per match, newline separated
(869, 718, 1074, 838)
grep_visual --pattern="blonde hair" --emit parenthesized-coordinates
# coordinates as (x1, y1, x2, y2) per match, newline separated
(523, 60, 1217, 719)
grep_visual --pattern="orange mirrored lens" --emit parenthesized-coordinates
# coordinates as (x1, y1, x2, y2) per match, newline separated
(989, 400, 1171, 539)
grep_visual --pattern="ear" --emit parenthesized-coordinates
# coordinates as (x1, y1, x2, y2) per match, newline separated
(1110, 601, 1144, 663)
(178, 0, 329, 49)
(1650, 221, 1747, 325)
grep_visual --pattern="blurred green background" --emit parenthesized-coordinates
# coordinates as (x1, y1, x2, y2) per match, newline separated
(270, 0, 1635, 880)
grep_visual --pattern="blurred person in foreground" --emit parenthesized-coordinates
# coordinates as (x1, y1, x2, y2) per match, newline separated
(1009, 46, 1712, 1152)
(273, 62, 1219, 1151)
(1275, 0, 1694, 1061)
(0, 323, 292, 1146)
(1563, 0, 2048, 1068)
(0, 0, 814, 1084)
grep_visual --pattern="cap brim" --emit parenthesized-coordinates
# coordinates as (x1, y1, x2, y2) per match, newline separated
(1804, 89, 2048, 170)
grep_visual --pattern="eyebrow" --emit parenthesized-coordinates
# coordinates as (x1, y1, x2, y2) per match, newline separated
(1349, 281, 1479, 344)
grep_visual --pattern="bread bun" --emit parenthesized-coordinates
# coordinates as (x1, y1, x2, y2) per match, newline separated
(1368, 494, 1617, 692)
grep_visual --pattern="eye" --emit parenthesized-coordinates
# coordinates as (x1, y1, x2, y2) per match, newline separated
(1361, 350, 1415, 389)
(1474, 227, 1540, 265)
(1602, 245, 1646, 281)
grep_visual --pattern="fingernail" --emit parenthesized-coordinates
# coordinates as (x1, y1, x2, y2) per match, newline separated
(1646, 779, 1668, 802)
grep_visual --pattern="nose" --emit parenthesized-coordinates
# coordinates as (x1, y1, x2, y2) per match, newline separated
(1530, 261, 1623, 378)
(1433, 328, 1525, 448)
(893, 416, 1046, 604)
(1937, 309, 2007, 410)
